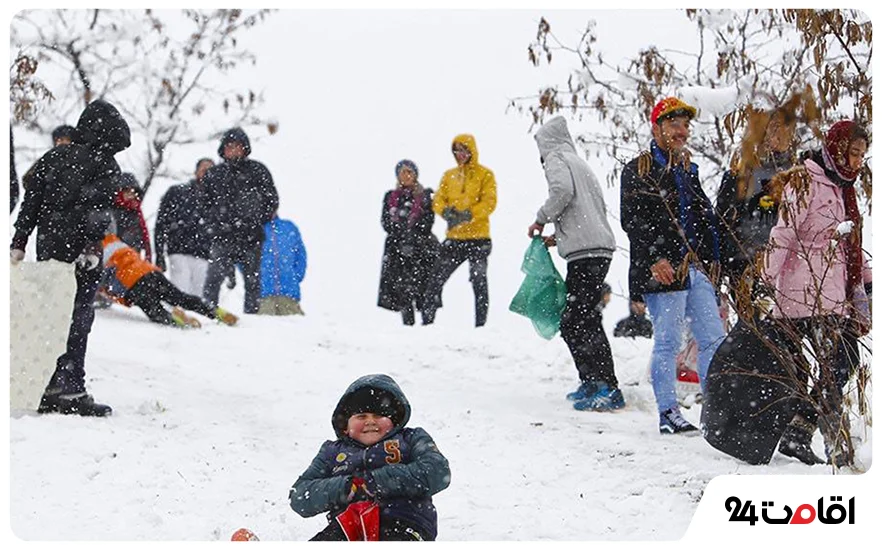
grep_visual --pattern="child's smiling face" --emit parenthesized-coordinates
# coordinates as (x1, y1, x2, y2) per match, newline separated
(346, 412, 394, 446)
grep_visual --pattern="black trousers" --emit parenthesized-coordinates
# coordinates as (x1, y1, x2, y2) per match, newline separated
(422, 239, 491, 326)
(127, 272, 216, 325)
(559, 257, 618, 388)
(785, 316, 862, 427)
(203, 239, 262, 314)
(47, 261, 102, 395)
(310, 517, 430, 541)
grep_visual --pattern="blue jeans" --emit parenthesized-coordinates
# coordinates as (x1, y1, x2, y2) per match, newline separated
(644, 267, 725, 414)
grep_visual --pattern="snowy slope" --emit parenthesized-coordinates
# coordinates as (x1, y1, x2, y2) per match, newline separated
(9, 297, 857, 541)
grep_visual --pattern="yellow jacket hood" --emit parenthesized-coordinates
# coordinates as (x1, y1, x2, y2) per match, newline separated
(452, 134, 479, 165)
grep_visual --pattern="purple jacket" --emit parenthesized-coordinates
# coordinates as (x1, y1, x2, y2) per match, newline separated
(764, 158, 871, 319)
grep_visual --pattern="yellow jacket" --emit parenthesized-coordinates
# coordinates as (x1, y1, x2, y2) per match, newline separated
(433, 134, 497, 240)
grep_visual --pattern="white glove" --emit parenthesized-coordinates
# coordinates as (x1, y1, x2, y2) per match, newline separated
(10, 249, 25, 264)
(75, 253, 101, 271)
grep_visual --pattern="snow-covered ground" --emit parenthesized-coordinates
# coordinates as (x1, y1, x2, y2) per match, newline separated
(10, 288, 859, 541)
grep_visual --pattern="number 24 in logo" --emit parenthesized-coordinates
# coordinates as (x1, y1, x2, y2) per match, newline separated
(384, 440, 401, 464)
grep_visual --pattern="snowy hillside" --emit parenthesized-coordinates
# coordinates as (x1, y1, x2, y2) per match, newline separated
(9, 294, 860, 541)
(7, 9, 874, 543)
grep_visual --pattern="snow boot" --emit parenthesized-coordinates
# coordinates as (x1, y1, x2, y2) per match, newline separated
(566, 381, 598, 402)
(659, 408, 698, 435)
(171, 307, 201, 328)
(778, 422, 825, 465)
(215, 307, 239, 326)
(573, 383, 625, 412)
(38, 391, 112, 417)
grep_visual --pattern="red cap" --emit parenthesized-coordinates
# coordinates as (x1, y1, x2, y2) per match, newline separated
(650, 97, 697, 125)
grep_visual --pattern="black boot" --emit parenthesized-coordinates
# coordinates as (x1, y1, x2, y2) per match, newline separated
(778, 424, 824, 465)
(38, 391, 112, 417)
(401, 305, 415, 326)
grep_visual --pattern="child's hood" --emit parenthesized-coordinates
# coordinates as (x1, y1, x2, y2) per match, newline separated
(331, 374, 411, 439)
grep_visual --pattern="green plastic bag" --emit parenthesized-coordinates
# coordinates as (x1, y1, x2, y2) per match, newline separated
(509, 237, 568, 339)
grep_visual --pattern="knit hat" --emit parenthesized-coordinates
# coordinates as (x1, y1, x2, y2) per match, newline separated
(336, 387, 405, 427)
(822, 120, 868, 182)
(650, 97, 697, 125)
(395, 159, 419, 180)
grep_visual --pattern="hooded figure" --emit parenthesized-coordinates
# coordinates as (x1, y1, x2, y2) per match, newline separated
(290, 374, 450, 541)
(421, 134, 497, 327)
(201, 127, 279, 314)
(10, 99, 131, 417)
(530, 116, 622, 411)
(14, 99, 130, 263)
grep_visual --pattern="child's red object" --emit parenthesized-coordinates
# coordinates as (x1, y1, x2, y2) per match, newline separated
(231, 528, 259, 541)
(335, 501, 380, 541)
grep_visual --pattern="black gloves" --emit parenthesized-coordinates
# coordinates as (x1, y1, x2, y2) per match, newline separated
(442, 207, 472, 231)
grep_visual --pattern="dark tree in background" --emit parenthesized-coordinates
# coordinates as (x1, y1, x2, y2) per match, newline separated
(10, 9, 278, 196)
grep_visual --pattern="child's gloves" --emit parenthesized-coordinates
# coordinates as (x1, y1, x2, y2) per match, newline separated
(348, 474, 376, 501)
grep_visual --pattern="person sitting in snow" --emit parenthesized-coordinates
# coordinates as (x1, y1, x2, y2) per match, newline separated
(289, 374, 450, 541)
(95, 172, 152, 309)
(102, 233, 238, 328)
(613, 298, 654, 339)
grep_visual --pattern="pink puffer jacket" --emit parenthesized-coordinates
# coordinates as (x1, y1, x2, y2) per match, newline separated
(763, 158, 871, 320)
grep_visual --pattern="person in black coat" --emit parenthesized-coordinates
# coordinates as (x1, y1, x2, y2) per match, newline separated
(201, 127, 279, 314)
(109, 172, 151, 260)
(377, 160, 440, 326)
(715, 109, 796, 320)
(10, 99, 131, 417)
(154, 157, 215, 296)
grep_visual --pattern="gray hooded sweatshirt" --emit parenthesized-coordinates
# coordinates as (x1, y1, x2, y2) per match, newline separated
(534, 116, 616, 262)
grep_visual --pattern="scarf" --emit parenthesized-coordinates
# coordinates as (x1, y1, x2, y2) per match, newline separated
(651, 140, 720, 262)
(387, 185, 424, 228)
(813, 128, 865, 302)
(113, 190, 152, 262)
(823, 120, 862, 181)
(842, 185, 864, 300)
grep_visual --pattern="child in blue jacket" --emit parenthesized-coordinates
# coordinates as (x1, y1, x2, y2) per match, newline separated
(258, 214, 307, 315)
(289, 374, 450, 541)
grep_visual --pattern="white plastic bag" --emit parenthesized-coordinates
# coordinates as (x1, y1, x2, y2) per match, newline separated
(9, 260, 76, 411)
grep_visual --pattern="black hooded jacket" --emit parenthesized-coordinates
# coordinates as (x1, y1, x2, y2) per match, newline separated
(12, 100, 131, 262)
(202, 127, 279, 248)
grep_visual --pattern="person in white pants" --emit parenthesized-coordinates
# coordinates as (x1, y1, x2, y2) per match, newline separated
(167, 253, 209, 296)
(154, 158, 215, 297)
